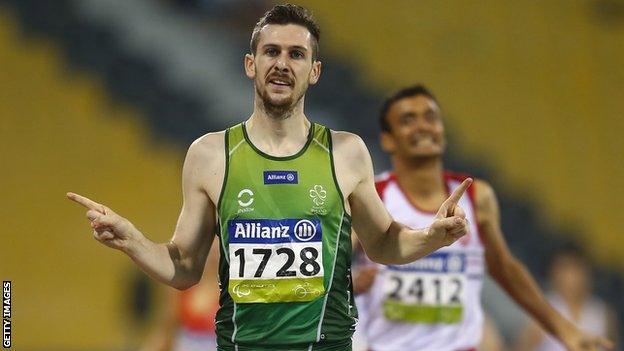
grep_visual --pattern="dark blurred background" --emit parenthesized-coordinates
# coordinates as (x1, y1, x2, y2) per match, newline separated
(1, 0, 622, 350)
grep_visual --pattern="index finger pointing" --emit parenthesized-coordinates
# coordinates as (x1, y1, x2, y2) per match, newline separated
(66, 192, 104, 212)
(442, 178, 473, 212)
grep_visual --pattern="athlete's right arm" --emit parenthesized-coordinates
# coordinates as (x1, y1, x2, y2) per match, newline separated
(67, 132, 224, 290)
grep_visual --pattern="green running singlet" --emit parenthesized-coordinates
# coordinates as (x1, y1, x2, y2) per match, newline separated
(215, 122, 357, 350)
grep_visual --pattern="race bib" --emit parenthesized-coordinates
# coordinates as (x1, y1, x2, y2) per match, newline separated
(227, 218, 325, 303)
(382, 252, 466, 324)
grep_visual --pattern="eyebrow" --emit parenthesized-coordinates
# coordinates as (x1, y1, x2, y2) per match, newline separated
(400, 108, 437, 117)
(262, 44, 309, 52)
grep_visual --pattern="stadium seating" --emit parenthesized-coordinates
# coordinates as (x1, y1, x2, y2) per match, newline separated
(0, 5, 183, 349)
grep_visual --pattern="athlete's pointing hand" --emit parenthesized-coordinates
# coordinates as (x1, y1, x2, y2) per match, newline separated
(67, 192, 138, 251)
(428, 178, 472, 247)
(64, 136, 220, 291)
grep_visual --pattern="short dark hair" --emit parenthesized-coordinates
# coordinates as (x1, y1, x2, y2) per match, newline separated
(550, 242, 589, 267)
(379, 84, 439, 132)
(250, 4, 320, 61)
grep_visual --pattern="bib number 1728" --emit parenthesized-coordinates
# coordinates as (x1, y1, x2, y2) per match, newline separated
(233, 246, 321, 278)
(227, 218, 325, 303)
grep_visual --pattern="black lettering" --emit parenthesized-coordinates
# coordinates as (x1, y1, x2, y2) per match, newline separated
(450, 278, 462, 303)
(407, 277, 424, 303)
(388, 276, 402, 300)
(433, 278, 441, 303)
(234, 249, 245, 277)
(299, 247, 321, 276)
(276, 248, 296, 277)
(252, 249, 272, 278)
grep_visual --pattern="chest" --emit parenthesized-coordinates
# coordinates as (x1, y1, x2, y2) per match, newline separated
(383, 181, 482, 250)
(221, 146, 341, 220)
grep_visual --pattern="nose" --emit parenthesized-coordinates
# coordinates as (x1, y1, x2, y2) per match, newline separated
(412, 115, 432, 131)
(274, 54, 290, 73)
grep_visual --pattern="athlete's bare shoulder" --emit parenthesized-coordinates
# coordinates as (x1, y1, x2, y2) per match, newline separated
(190, 130, 226, 153)
(472, 178, 499, 224)
(331, 130, 370, 164)
(330, 130, 373, 197)
(184, 130, 227, 203)
(186, 131, 226, 171)
(473, 179, 496, 204)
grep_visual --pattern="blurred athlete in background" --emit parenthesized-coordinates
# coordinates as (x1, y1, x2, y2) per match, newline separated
(140, 243, 220, 351)
(514, 245, 619, 351)
(353, 85, 613, 351)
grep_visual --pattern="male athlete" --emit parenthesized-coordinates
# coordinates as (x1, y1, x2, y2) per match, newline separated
(66, 5, 471, 351)
(353, 85, 614, 351)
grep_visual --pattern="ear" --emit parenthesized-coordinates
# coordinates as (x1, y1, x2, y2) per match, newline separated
(244, 53, 256, 80)
(308, 60, 322, 85)
(380, 131, 396, 153)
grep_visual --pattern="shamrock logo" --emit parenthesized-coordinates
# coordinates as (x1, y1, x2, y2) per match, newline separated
(309, 184, 327, 207)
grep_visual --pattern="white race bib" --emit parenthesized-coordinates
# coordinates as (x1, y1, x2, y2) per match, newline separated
(382, 252, 466, 324)
(227, 218, 324, 303)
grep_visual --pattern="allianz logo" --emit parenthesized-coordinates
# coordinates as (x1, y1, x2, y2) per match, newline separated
(234, 222, 289, 239)
(266, 174, 295, 181)
(233, 220, 317, 241)
(410, 257, 445, 271)
(392, 253, 464, 272)
(392, 257, 445, 271)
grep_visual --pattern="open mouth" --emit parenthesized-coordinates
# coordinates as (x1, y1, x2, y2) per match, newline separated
(412, 135, 436, 146)
(267, 76, 293, 87)
(269, 80, 291, 86)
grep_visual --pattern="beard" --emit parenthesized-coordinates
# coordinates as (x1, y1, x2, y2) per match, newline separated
(255, 79, 307, 120)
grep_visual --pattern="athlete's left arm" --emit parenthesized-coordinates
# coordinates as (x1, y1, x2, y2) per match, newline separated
(332, 131, 470, 265)
(476, 180, 613, 351)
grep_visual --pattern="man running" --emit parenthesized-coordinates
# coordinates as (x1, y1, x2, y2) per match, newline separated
(67, 5, 471, 351)
(353, 84, 613, 351)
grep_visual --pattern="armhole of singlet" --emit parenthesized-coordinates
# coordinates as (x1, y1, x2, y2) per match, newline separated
(374, 172, 394, 201)
(327, 128, 348, 218)
(216, 128, 230, 213)
(466, 177, 485, 245)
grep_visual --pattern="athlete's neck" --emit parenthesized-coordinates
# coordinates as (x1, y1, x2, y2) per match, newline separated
(254, 91, 306, 120)
(392, 155, 446, 203)
(246, 105, 311, 157)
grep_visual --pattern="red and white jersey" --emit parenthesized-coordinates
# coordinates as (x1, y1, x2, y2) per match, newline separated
(358, 171, 485, 351)
(175, 285, 218, 351)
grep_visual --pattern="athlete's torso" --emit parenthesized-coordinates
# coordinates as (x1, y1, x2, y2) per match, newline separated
(215, 122, 356, 351)
(360, 171, 485, 351)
